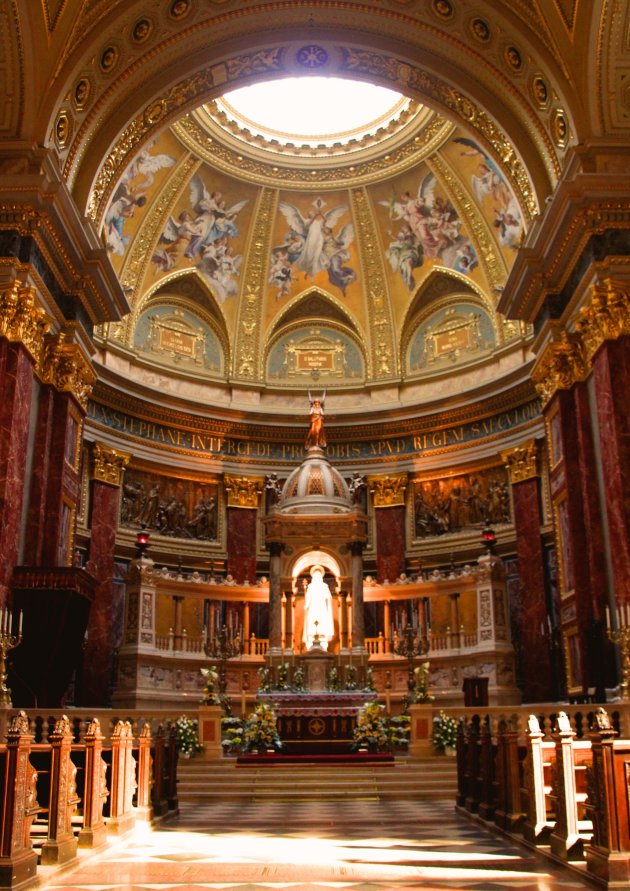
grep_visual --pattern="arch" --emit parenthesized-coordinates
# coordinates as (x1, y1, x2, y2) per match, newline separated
(269, 287, 361, 338)
(56, 17, 562, 217)
(290, 550, 343, 587)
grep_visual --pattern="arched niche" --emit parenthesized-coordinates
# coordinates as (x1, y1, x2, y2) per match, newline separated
(406, 300, 496, 376)
(133, 301, 225, 377)
(266, 323, 365, 387)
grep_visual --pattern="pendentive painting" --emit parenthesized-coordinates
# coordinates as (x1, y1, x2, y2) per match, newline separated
(120, 468, 219, 541)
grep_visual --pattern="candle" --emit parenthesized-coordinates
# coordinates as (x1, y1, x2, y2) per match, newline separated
(606, 606, 611, 629)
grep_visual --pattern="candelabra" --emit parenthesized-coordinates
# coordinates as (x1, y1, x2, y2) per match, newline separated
(392, 623, 431, 693)
(606, 605, 630, 700)
(204, 623, 243, 694)
(0, 608, 23, 707)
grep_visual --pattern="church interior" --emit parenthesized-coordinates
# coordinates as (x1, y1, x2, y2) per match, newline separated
(1, 0, 630, 888)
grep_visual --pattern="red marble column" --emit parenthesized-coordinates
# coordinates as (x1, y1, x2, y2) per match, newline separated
(374, 505, 406, 583)
(0, 340, 35, 603)
(226, 507, 257, 583)
(79, 443, 129, 706)
(503, 440, 553, 701)
(24, 387, 83, 567)
(591, 336, 630, 605)
(545, 385, 609, 696)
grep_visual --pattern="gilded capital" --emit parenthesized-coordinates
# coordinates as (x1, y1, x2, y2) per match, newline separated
(0, 283, 50, 364)
(92, 442, 130, 487)
(501, 439, 539, 484)
(531, 332, 587, 407)
(224, 474, 263, 508)
(575, 278, 630, 362)
(368, 473, 408, 507)
(42, 332, 96, 411)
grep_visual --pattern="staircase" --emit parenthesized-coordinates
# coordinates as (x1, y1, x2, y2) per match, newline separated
(177, 756, 457, 803)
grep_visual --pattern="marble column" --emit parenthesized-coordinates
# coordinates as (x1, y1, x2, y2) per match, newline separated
(224, 474, 263, 583)
(591, 336, 630, 605)
(79, 442, 129, 707)
(369, 473, 407, 582)
(383, 600, 391, 653)
(268, 542, 283, 651)
(24, 332, 96, 568)
(350, 542, 365, 651)
(501, 439, 555, 701)
(0, 340, 36, 603)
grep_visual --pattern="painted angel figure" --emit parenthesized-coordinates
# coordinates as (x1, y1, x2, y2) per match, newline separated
(306, 390, 326, 450)
(276, 198, 355, 293)
(184, 175, 248, 260)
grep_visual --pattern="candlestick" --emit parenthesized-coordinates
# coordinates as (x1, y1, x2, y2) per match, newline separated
(607, 622, 630, 700)
(0, 609, 23, 707)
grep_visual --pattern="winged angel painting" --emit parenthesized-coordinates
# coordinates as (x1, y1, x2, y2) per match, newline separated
(269, 197, 356, 298)
(380, 173, 477, 292)
(104, 141, 176, 256)
(152, 175, 248, 301)
(454, 137, 523, 250)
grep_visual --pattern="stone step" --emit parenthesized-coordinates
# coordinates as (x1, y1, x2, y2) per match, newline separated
(176, 756, 457, 801)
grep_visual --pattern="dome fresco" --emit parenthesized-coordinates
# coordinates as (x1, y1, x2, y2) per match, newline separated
(99, 79, 530, 399)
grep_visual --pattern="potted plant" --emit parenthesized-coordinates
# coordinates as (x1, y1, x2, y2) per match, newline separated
(387, 713, 411, 749)
(174, 714, 203, 758)
(432, 710, 458, 754)
(221, 715, 244, 755)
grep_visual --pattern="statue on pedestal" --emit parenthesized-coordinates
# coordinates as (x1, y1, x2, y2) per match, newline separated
(303, 565, 334, 650)
(305, 390, 326, 450)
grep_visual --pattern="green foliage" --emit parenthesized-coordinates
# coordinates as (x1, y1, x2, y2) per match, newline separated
(432, 710, 458, 752)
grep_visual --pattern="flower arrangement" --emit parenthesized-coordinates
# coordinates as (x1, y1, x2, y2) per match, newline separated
(344, 664, 358, 690)
(432, 710, 458, 753)
(387, 713, 411, 748)
(408, 661, 434, 704)
(242, 703, 282, 753)
(174, 714, 203, 757)
(292, 666, 306, 692)
(200, 665, 220, 704)
(221, 715, 244, 754)
(364, 666, 375, 692)
(352, 701, 389, 752)
(276, 662, 289, 690)
(327, 666, 340, 692)
(257, 666, 272, 693)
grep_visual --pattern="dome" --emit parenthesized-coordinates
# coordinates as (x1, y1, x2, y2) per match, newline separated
(276, 448, 352, 515)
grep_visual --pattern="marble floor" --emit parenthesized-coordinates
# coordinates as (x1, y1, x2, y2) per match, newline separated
(42, 800, 596, 891)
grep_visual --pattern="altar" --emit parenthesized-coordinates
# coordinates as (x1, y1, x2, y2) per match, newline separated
(257, 689, 376, 753)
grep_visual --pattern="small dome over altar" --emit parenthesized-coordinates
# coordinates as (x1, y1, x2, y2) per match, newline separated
(276, 447, 353, 515)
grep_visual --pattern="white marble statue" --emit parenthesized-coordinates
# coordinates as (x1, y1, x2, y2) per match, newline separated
(303, 565, 335, 651)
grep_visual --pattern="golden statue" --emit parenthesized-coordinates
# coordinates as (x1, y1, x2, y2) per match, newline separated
(305, 389, 326, 449)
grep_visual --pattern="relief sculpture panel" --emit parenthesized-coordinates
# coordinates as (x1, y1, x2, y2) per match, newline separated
(120, 467, 219, 540)
(412, 466, 510, 539)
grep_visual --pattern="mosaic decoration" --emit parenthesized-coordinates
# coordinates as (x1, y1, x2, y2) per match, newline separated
(412, 467, 511, 539)
(267, 326, 364, 383)
(120, 468, 219, 541)
(408, 303, 495, 372)
(133, 305, 223, 374)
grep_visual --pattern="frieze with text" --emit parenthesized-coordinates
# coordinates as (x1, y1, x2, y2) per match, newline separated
(88, 399, 540, 462)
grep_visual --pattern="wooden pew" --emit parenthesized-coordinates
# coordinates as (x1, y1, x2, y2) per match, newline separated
(493, 720, 526, 833)
(549, 711, 593, 861)
(521, 714, 556, 844)
(0, 712, 40, 890)
(464, 716, 481, 813)
(585, 707, 630, 886)
(477, 718, 497, 822)
(76, 718, 108, 848)
(106, 721, 136, 836)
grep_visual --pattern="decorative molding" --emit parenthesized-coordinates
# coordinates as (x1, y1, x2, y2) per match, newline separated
(0, 283, 50, 365)
(42, 330, 97, 411)
(233, 188, 276, 380)
(501, 438, 539, 484)
(533, 277, 630, 406)
(92, 441, 130, 486)
(368, 473, 408, 507)
(531, 331, 587, 407)
(351, 188, 393, 379)
(224, 474, 263, 509)
(575, 277, 630, 363)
